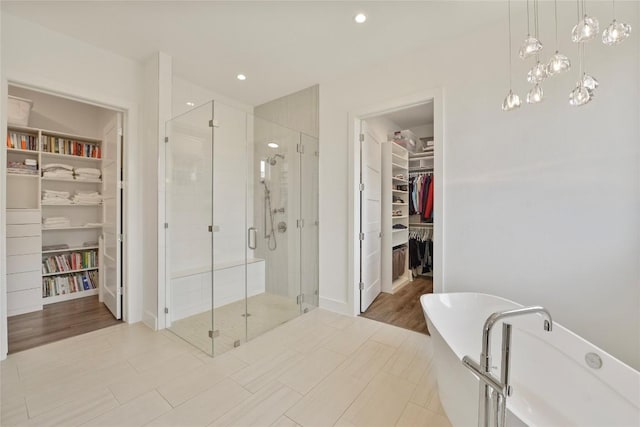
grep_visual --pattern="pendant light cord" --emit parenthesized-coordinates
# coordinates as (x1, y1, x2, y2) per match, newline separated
(612, 0, 616, 18)
(508, 0, 513, 89)
(534, 0, 540, 62)
(554, 0, 559, 51)
(526, 0, 531, 36)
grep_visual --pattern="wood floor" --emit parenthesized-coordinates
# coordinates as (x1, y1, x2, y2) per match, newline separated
(7, 295, 121, 354)
(361, 277, 433, 334)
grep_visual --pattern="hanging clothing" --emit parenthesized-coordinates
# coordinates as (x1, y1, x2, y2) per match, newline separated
(425, 175, 434, 220)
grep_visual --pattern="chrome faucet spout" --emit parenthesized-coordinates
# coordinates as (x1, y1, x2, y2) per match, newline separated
(481, 306, 553, 362)
(465, 305, 553, 427)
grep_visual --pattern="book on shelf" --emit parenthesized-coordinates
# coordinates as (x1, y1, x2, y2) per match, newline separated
(6, 131, 38, 151)
(42, 270, 98, 297)
(41, 135, 101, 159)
(42, 250, 98, 274)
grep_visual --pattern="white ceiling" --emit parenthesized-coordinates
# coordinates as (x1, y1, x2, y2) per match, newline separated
(382, 102, 434, 129)
(2, 1, 502, 106)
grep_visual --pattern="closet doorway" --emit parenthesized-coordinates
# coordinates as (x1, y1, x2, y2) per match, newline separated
(5, 85, 125, 353)
(354, 94, 442, 335)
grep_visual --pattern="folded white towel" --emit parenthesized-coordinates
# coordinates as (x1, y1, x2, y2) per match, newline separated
(42, 163, 73, 171)
(75, 168, 101, 176)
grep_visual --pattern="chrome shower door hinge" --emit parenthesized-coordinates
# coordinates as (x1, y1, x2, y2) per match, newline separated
(359, 282, 364, 291)
(209, 330, 220, 339)
(359, 133, 365, 142)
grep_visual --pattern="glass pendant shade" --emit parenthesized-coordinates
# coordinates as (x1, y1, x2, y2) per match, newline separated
(527, 61, 549, 83)
(547, 51, 571, 75)
(581, 73, 599, 90)
(602, 20, 632, 45)
(519, 36, 543, 59)
(572, 15, 600, 42)
(569, 83, 593, 106)
(526, 84, 544, 104)
(502, 90, 522, 111)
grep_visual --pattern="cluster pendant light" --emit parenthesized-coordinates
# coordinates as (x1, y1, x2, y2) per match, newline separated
(502, 0, 521, 111)
(502, 0, 631, 111)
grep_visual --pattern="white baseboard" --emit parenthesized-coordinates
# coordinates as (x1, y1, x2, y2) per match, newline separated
(142, 309, 158, 331)
(319, 296, 353, 316)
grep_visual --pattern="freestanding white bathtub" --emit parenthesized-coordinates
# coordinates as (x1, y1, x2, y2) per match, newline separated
(421, 292, 640, 427)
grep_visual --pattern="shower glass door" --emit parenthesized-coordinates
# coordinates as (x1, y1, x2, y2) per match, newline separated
(165, 101, 215, 355)
(210, 101, 248, 355)
(165, 101, 319, 357)
(247, 116, 302, 341)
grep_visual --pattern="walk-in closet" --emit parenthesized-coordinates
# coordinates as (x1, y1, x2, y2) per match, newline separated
(358, 102, 436, 334)
(5, 86, 124, 352)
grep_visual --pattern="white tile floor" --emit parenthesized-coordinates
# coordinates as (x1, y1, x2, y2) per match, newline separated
(0, 309, 452, 427)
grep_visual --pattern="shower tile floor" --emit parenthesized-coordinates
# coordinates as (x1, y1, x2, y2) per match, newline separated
(1, 308, 451, 426)
(168, 292, 302, 356)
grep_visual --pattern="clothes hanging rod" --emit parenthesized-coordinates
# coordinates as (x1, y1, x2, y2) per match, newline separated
(409, 223, 434, 227)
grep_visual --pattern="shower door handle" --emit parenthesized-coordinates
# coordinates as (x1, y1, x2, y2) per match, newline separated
(248, 227, 257, 250)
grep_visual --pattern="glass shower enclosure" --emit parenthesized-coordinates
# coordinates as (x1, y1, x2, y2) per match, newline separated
(164, 100, 319, 356)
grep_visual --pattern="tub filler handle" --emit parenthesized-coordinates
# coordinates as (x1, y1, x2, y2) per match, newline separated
(463, 306, 552, 427)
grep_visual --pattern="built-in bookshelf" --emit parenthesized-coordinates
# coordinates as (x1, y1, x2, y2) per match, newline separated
(5, 125, 104, 309)
(42, 249, 98, 274)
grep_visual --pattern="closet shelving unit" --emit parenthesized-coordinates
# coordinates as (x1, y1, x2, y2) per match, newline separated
(6, 125, 103, 313)
(382, 141, 411, 294)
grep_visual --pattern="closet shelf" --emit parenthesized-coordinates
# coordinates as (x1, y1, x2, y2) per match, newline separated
(392, 215, 408, 219)
(7, 173, 38, 179)
(392, 189, 407, 193)
(42, 267, 99, 277)
(43, 287, 99, 304)
(392, 202, 408, 206)
(42, 177, 102, 184)
(41, 152, 102, 162)
(42, 246, 99, 254)
(42, 225, 103, 231)
(392, 153, 407, 161)
(7, 147, 38, 154)
(42, 203, 102, 207)
(392, 177, 408, 183)
(392, 229, 408, 233)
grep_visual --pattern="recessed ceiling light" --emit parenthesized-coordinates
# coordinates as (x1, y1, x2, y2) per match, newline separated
(268, 142, 279, 148)
(354, 13, 367, 24)
(237, 74, 247, 81)
(186, 101, 195, 107)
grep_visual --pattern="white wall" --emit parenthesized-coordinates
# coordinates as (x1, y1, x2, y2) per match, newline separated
(8, 85, 105, 138)
(319, 1, 640, 369)
(0, 12, 145, 356)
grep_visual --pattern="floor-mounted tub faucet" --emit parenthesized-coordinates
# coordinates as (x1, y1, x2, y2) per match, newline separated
(463, 306, 553, 427)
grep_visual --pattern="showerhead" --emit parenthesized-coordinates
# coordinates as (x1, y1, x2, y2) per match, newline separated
(267, 154, 285, 166)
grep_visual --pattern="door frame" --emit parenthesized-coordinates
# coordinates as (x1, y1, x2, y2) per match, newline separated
(1, 79, 137, 359)
(348, 88, 445, 316)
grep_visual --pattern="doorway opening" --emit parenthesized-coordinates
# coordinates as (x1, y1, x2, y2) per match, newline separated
(356, 99, 440, 334)
(5, 84, 126, 353)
